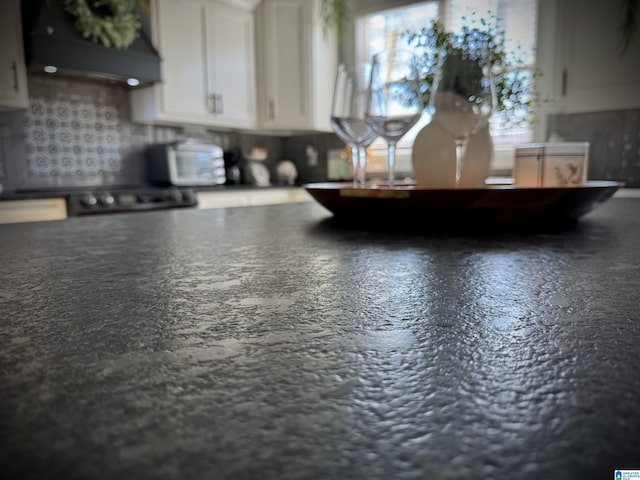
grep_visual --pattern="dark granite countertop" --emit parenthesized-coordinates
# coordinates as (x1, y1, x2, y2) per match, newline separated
(1, 199, 639, 479)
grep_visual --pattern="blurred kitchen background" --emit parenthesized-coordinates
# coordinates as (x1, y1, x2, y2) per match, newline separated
(1, 0, 639, 197)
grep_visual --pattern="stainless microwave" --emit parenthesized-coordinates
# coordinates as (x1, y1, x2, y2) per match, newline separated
(147, 142, 226, 186)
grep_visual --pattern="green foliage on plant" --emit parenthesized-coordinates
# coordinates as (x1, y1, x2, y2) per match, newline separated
(63, 0, 140, 49)
(438, 48, 485, 100)
(320, 0, 348, 40)
(405, 16, 540, 129)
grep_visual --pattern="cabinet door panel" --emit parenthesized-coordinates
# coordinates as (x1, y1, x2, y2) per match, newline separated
(558, 0, 640, 112)
(206, 4, 256, 127)
(157, 0, 209, 118)
(256, 0, 336, 131)
(263, 0, 309, 128)
(0, 0, 29, 109)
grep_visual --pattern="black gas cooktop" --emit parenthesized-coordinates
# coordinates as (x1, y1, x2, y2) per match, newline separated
(65, 187, 198, 216)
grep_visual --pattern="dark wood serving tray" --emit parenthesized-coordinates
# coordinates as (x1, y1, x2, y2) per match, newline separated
(305, 181, 623, 227)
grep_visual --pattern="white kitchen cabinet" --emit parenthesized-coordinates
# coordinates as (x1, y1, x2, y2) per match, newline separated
(255, 0, 337, 132)
(206, 3, 257, 126)
(131, 0, 257, 129)
(0, 0, 29, 110)
(538, 0, 640, 115)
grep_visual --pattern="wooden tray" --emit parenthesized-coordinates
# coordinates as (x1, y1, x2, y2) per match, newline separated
(304, 181, 623, 227)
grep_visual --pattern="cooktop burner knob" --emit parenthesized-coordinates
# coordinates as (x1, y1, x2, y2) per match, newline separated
(167, 190, 183, 202)
(80, 194, 98, 207)
(182, 190, 197, 204)
(98, 193, 116, 206)
(137, 193, 151, 204)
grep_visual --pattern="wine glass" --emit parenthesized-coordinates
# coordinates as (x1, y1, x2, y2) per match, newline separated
(365, 50, 423, 187)
(330, 64, 378, 187)
(430, 47, 497, 187)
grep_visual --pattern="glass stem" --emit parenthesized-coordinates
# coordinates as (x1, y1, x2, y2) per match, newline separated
(358, 146, 367, 187)
(455, 140, 470, 187)
(351, 145, 359, 187)
(387, 142, 396, 186)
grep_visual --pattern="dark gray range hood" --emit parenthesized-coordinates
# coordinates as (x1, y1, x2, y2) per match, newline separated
(21, 0, 162, 86)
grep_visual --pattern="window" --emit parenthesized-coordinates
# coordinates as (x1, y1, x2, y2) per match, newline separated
(355, 0, 538, 177)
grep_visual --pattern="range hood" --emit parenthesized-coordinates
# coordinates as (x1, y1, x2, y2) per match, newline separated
(21, 0, 162, 87)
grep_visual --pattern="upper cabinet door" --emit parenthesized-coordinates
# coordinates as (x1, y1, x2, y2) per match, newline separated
(258, 0, 309, 129)
(156, 0, 210, 119)
(205, 3, 257, 127)
(130, 0, 257, 129)
(256, 0, 337, 131)
(0, 0, 29, 110)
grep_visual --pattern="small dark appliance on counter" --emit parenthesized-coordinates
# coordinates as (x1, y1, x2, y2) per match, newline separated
(146, 141, 226, 187)
(223, 147, 245, 185)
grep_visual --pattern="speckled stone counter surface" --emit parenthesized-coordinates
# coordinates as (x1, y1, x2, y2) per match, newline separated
(1, 199, 639, 479)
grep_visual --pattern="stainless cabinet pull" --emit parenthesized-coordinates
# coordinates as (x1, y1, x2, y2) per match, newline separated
(12, 61, 18, 92)
(268, 100, 274, 120)
(208, 93, 223, 115)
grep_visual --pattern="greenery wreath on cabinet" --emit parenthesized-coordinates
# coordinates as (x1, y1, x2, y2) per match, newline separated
(62, 0, 141, 49)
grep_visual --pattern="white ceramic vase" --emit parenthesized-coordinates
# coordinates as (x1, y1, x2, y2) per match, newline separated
(412, 121, 493, 188)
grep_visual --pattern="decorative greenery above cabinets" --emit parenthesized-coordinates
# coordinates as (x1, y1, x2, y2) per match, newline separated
(320, 0, 348, 39)
(62, 0, 141, 48)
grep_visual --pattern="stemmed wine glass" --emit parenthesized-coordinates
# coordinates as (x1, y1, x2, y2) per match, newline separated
(330, 64, 378, 187)
(365, 50, 423, 187)
(430, 47, 497, 187)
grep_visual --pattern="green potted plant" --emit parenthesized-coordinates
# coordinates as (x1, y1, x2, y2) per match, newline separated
(404, 15, 539, 187)
(404, 16, 539, 130)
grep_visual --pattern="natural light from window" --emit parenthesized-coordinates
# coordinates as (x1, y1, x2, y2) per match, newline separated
(355, 0, 538, 178)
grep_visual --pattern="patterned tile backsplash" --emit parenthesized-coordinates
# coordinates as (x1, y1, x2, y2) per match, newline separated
(5, 75, 151, 190)
(25, 87, 135, 178)
(0, 74, 284, 193)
